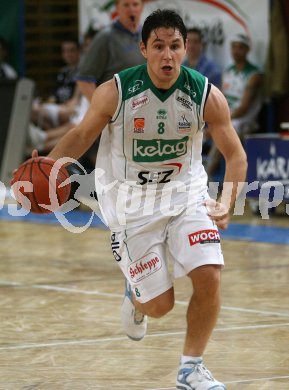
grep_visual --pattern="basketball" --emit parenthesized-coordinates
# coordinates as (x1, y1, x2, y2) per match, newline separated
(11, 157, 71, 214)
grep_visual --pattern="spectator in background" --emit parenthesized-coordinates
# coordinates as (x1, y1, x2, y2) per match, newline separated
(49, 38, 81, 104)
(76, 0, 145, 167)
(183, 28, 222, 164)
(28, 32, 98, 159)
(76, 0, 145, 101)
(27, 30, 96, 154)
(207, 33, 263, 179)
(222, 33, 263, 137)
(31, 38, 81, 129)
(27, 121, 74, 155)
(183, 28, 222, 88)
(81, 28, 99, 57)
(0, 36, 17, 80)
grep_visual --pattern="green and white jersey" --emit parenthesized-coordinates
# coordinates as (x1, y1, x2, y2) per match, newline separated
(223, 61, 260, 110)
(222, 62, 262, 130)
(96, 64, 209, 230)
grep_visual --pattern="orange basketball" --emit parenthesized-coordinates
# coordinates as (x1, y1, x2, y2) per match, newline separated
(11, 157, 71, 214)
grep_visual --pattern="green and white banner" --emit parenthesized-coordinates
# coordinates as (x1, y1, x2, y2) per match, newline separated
(79, 0, 269, 70)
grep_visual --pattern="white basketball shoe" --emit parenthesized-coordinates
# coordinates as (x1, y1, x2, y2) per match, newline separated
(120, 280, 147, 341)
(176, 358, 227, 389)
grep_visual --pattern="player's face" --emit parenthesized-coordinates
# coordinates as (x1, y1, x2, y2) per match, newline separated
(116, 0, 143, 31)
(140, 27, 186, 89)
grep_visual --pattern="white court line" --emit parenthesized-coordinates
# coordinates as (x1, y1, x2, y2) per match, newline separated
(0, 322, 289, 352)
(175, 300, 289, 318)
(32, 284, 122, 298)
(148, 375, 289, 389)
(221, 305, 289, 317)
(1, 280, 289, 318)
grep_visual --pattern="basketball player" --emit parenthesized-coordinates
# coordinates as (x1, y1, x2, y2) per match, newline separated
(29, 9, 247, 389)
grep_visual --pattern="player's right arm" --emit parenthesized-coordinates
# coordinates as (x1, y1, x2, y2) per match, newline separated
(47, 78, 118, 162)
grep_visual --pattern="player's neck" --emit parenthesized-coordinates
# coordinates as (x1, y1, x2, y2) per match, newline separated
(146, 66, 180, 90)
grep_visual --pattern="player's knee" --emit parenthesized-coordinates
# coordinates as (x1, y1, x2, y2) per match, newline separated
(201, 276, 220, 300)
(189, 265, 221, 299)
(205, 270, 220, 292)
(142, 288, 174, 318)
(148, 299, 174, 318)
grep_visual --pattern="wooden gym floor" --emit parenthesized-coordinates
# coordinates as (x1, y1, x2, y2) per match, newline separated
(0, 204, 288, 389)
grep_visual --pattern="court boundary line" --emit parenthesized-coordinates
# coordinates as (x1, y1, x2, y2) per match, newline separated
(1, 280, 289, 318)
(0, 322, 289, 351)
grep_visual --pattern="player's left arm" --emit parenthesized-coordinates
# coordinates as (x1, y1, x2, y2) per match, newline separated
(204, 85, 248, 228)
(231, 72, 263, 119)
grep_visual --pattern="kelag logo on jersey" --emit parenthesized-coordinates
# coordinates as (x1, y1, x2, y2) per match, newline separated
(133, 137, 189, 162)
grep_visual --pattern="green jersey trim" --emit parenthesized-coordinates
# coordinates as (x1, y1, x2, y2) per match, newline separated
(118, 64, 207, 104)
(119, 64, 150, 100)
(146, 67, 183, 102)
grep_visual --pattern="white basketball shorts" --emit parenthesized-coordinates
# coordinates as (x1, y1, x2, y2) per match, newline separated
(110, 200, 224, 303)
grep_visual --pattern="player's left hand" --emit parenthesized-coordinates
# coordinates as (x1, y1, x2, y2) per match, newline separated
(204, 199, 230, 230)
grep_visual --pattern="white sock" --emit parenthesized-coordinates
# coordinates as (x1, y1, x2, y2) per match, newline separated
(181, 355, 203, 365)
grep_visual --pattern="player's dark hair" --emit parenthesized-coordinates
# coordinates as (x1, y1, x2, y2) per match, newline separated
(142, 9, 187, 46)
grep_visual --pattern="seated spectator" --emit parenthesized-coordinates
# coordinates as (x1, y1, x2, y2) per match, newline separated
(28, 32, 97, 169)
(27, 121, 74, 154)
(48, 37, 81, 104)
(0, 36, 17, 80)
(31, 38, 81, 129)
(183, 27, 222, 88)
(207, 33, 263, 180)
(27, 92, 90, 154)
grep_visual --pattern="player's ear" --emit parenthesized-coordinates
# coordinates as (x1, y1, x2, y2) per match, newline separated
(139, 41, 147, 58)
